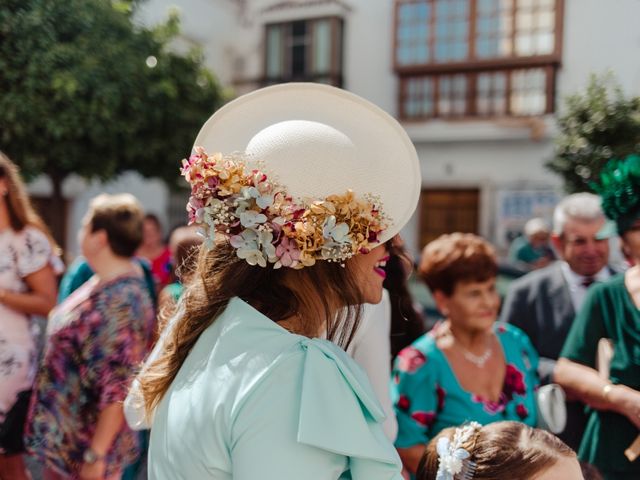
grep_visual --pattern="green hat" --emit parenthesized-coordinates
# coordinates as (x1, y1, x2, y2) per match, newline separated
(591, 154, 640, 235)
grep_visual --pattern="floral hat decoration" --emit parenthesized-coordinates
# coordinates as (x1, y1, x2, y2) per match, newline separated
(591, 153, 640, 235)
(182, 83, 421, 269)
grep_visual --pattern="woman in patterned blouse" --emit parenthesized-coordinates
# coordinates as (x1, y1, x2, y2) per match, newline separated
(0, 152, 60, 480)
(25, 194, 156, 480)
(391, 233, 539, 476)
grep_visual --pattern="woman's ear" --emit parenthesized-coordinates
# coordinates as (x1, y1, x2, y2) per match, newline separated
(0, 177, 8, 196)
(620, 236, 632, 259)
(94, 229, 109, 249)
(432, 289, 450, 318)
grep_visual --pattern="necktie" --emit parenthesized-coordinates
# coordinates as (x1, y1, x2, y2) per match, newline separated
(582, 277, 596, 288)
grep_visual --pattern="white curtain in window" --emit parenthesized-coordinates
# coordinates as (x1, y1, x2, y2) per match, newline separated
(266, 26, 283, 78)
(313, 20, 332, 74)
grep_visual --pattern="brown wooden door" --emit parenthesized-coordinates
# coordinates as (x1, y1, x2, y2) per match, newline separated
(419, 189, 479, 247)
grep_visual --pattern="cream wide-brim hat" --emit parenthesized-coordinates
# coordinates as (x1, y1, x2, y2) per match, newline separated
(193, 83, 421, 245)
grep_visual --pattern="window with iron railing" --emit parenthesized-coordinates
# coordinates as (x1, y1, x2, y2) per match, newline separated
(264, 17, 343, 87)
(395, 0, 563, 119)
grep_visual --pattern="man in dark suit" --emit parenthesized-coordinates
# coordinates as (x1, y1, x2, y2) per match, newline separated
(500, 192, 614, 450)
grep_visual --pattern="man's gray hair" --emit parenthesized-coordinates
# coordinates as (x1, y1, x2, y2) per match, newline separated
(552, 192, 604, 235)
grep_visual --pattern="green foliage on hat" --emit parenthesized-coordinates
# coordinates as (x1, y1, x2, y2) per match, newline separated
(591, 154, 640, 232)
(547, 73, 640, 193)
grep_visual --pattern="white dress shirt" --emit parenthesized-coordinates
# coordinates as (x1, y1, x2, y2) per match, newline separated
(346, 289, 398, 442)
(560, 262, 612, 312)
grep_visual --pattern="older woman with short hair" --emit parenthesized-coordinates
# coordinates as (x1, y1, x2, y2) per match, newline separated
(391, 233, 539, 475)
(25, 193, 156, 480)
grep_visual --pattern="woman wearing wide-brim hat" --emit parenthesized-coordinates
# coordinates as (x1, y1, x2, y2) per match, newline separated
(555, 154, 640, 480)
(135, 83, 421, 479)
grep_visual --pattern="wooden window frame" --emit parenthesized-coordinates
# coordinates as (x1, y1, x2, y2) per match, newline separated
(394, 0, 564, 119)
(262, 17, 344, 87)
(399, 66, 556, 119)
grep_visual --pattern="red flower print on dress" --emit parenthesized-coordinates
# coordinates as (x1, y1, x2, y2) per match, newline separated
(503, 364, 526, 399)
(472, 393, 507, 415)
(472, 363, 528, 415)
(516, 404, 529, 420)
(496, 324, 507, 334)
(396, 347, 427, 373)
(436, 384, 446, 412)
(397, 395, 411, 411)
(411, 411, 436, 428)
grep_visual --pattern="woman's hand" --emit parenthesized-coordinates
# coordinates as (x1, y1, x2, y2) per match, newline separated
(79, 459, 107, 480)
(611, 385, 640, 429)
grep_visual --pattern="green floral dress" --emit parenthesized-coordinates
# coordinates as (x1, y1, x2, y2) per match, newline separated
(391, 322, 539, 450)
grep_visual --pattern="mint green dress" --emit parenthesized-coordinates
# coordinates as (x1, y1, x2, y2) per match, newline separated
(148, 297, 402, 479)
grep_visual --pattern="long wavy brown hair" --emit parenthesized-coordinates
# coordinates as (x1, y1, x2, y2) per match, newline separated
(384, 239, 426, 358)
(140, 239, 366, 416)
(0, 151, 58, 248)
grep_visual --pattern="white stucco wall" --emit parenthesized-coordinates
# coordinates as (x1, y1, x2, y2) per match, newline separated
(396, 0, 640, 253)
(36, 0, 640, 257)
(340, 1, 397, 114)
(558, 0, 640, 100)
(122, 0, 640, 256)
(137, 0, 398, 105)
(135, 0, 238, 86)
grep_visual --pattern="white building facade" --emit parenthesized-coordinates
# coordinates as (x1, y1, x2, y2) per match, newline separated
(48, 0, 640, 257)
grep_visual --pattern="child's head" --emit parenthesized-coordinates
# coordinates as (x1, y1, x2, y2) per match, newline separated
(417, 421, 583, 480)
(168, 225, 203, 282)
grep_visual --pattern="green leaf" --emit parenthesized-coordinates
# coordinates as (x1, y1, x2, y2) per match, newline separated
(0, 0, 225, 189)
(547, 72, 640, 193)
